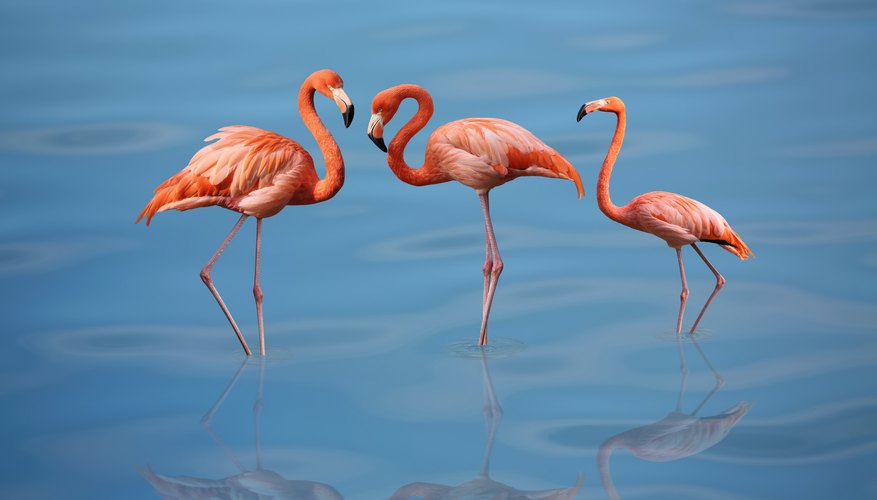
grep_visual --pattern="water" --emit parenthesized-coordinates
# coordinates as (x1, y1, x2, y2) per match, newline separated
(2, 0, 876, 498)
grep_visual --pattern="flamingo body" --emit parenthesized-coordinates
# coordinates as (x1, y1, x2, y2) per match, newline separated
(368, 84, 583, 345)
(577, 96, 751, 334)
(136, 69, 354, 356)
(137, 126, 321, 225)
(624, 191, 751, 259)
(427, 118, 584, 194)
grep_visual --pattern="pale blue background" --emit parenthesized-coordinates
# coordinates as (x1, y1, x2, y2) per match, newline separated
(1, 0, 876, 498)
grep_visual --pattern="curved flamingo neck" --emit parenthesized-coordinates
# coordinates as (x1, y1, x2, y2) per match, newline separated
(386, 86, 446, 186)
(597, 108, 626, 223)
(597, 438, 622, 500)
(298, 78, 344, 202)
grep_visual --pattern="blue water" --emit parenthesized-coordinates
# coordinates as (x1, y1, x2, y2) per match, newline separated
(2, 0, 876, 498)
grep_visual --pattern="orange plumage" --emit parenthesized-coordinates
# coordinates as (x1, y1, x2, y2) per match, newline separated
(136, 126, 317, 225)
(136, 69, 354, 356)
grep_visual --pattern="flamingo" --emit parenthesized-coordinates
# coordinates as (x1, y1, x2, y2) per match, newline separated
(576, 97, 752, 334)
(367, 84, 584, 345)
(136, 69, 354, 356)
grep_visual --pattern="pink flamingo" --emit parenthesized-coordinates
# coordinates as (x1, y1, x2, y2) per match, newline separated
(136, 69, 354, 356)
(576, 97, 752, 334)
(367, 84, 584, 345)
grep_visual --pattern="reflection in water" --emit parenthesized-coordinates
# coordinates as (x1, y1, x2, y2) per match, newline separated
(392, 350, 582, 500)
(142, 358, 342, 499)
(598, 336, 749, 500)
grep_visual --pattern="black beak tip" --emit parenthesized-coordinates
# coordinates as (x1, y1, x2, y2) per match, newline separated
(576, 105, 589, 122)
(343, 104, 354, 128)
(368, 133, 387, 153)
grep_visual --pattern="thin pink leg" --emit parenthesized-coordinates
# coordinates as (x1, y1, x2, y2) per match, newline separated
(200, 214, 252, 356)
(688, 243, 726, 334)
(253, 218, 266, 356)
(478, 192, 503, 346)
(482, 223, 493, 310)
(675, 248, 689, 335)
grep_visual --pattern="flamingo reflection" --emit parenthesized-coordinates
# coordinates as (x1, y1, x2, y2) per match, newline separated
(391, 350, 582, 500)
(597, 336, 749, 500)
(143, 358, 342, 499)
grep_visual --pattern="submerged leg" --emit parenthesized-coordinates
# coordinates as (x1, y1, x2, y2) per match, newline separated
(254, 356, 265, 470)
(478, 192, 504, 346)
(253, 218, 266, 356)
(478, 349, 503, 479)
(200, 214, 252, 356)
(675, 248, 689, 335)
(688, 243, 726, 334)
(674, 332, 688, 413)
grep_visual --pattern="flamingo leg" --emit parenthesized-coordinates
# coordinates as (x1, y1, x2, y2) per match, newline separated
(478, 192, 503, 346)
(688, 243, 726, 334)
(478, 349, 503, 479)
(482, 224, 493, 310)
(253, 218, 266, 356)
(200, 214, 252, 356)
(675, 248, 689, 335)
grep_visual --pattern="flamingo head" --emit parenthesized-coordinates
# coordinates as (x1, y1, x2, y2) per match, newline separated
(367, 87, 406, 153)
(310, 69, 354, 128)
(367, 110, 387, 152)
(577, 96, 625, 121)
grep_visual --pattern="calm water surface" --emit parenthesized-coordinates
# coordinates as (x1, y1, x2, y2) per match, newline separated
(2, 1, 876, 498)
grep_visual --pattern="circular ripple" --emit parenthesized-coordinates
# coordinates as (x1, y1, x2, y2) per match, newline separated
(0, 122, 187, 155)
(447, 337, 526, 359)
(655, 328, 716, 342)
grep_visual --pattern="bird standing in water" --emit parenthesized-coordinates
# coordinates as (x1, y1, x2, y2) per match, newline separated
(137, 69, 354, 356)
(368, 84, 583, 345)
(576, 96, 752, 334)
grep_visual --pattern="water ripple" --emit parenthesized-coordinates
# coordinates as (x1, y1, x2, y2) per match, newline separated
(0, 122, 187, 155)
(429, 67, 582, 100)
(447, 337, 526, 359)
(0, 239, 133, 275)
(655, 67, 787, 87)
(728, 1, 877, 17)
(568, 32, 666, 51)
(361, 224, 650, 261)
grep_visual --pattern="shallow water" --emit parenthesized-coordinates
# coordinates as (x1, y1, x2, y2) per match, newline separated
(2, 1, 876, 499)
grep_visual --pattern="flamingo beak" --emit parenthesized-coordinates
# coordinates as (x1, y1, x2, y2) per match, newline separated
(577, 99, 608, 122)
(332, 88, 354, 128)
(367, 113, 387, 152)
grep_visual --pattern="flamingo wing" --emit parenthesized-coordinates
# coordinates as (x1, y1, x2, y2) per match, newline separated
(630, 192, 752, 258)
(136, 126, 314, 225)
(429, 118, 584, 196)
